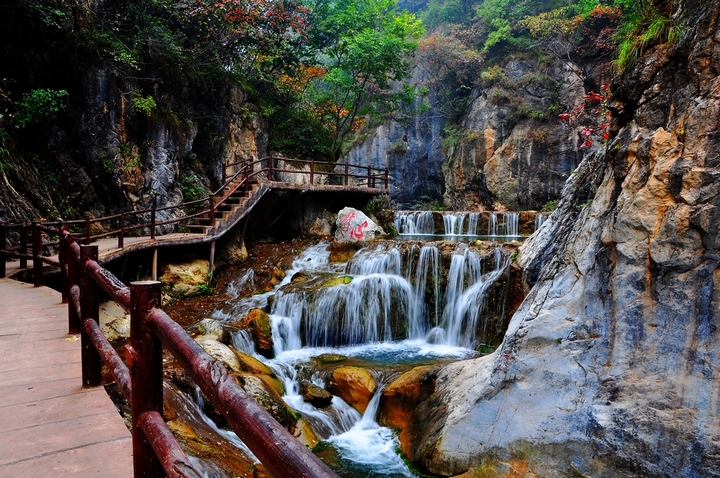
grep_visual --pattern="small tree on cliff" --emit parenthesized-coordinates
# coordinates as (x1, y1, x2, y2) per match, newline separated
(303, 0, 424, 159)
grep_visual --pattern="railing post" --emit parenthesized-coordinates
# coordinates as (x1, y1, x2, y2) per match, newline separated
(344, 162, 349, 186)
(33, 221, 43, 287)
(310, 158, 315, 185)
(67, 234, 80, 335)
(20, 224, 28, 269)
(59, 223, 69, 304)
(84, 212, 92, 245)
(80, 245, 101, 387)
(129, 280, 165, 478)
(209, 194, 215, 228)
(118, 212, 125, 249)
(244, 164, 249, 196)
(367, 165, 371, 188)
(0, 222, 6, 279)
(150, 197, 157, 240)
(385, 168, 389, 189)
(267, 156, 274, 182)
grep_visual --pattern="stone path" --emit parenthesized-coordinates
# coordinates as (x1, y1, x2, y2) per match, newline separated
(0, 276, 132, 477)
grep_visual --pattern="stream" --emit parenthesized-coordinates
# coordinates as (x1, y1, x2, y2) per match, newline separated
(168, 222, 527, 476)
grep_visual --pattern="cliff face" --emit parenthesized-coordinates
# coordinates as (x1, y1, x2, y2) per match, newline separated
(0, 3, 267, 226)
(344, 52, 608, 211)
(403, 1, 720, 476)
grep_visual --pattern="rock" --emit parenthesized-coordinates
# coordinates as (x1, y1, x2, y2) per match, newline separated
(99, 301, 130, 341)
(299, 381, 333, 408)
(320, 275, 353, 287)
(194, 335, 241, 373)
(312, 353, 348, 364)
(234, 373, 291, 428)
(236, 308, 274, 357)
(196, 318, 226, 342)
(328, 241, 362, 262)
(308, 216, 333, 237)
(231, 349, 275, 377)
(292, 417, 320, 449)
(403, 3, 720, 476)
(379, 365, 440, 431)
(334, 207, 384, 244)
(327, 366, 377, 414)
(160, 258, 210, 297)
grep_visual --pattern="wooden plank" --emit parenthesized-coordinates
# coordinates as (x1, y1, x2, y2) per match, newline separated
(0, 278, 132, 477)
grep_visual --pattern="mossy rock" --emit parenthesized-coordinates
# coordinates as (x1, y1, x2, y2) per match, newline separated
(321, 275, 353, 287)
(313, 353, 348, 364)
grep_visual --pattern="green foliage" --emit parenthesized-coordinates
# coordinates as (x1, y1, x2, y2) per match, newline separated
(420, 0, 475, 30)
(612, 0, 682, 72)
(181, 175, 208, 202)
(541, 199, 559, 212)
(411, 196, 447, 211)
(132, 91, 157, 116)
(12, 89, 68, 129)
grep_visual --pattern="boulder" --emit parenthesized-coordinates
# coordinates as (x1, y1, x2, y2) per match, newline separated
(234, 373, 292, 428)
(327, 366, 377, 414)
(379, 365, 440, 431)
(160, 258, 210, 297)
(334, 207, 384, 244)
(236, 308, 274, 357)
(299, 381, 333, 408)
(308, 216, 333, 237)
(194, 335, 241, 373)
(196, 318, 226, 342)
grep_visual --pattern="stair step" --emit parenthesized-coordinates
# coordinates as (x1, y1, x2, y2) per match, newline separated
(186, 224, 211, 234)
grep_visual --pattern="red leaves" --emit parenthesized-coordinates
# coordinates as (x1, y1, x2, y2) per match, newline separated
(559, 84, 612, 149)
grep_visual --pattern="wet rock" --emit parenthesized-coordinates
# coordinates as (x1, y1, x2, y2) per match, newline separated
(320, 275, 353, 287)
(327, 366, 377, 414)
(292, 417, 320, 449)
(196, 318, 226, 342)
(312, 353, 348, 364)
(194, 335, 241, 372)
(299, 381, 333, 408)
(379, 365, 440, 431)
(328, 241, 362, 262)
(234, 373, 292, 428)
(290, 271, 311, 283)
(237, 308, 274, 357)
(232, 349, 275, 376)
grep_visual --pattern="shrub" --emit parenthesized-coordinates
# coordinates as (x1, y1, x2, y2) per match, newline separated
(12, 88, 68, 128)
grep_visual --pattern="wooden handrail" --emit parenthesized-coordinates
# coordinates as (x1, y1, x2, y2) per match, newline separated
(58, 232, 338, 477)
(0, 156, 389, 282)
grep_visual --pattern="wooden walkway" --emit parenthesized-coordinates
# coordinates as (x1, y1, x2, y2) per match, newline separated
(0, 274, 133, 477)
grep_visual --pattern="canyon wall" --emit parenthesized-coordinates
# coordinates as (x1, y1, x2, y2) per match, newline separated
(402, 1, 720, 476)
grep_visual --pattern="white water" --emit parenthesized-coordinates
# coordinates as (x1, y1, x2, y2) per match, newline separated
(213, 240, 509, 476)
(535, 213, 547, 231)
(394, 211, 434, 234)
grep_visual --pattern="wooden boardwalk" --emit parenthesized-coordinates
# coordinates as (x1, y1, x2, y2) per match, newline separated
(0, 275, 133, 477)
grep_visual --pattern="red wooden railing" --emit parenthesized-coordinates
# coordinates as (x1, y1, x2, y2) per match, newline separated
(60, 227, 338, 477)
(0, 156, 388, 283)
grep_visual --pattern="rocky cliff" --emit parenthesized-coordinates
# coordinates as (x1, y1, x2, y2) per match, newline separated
(402, 1, 720, 476)
(343, 26, 614, 211)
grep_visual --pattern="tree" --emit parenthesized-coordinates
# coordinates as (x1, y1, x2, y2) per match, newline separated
(301, 0, 424, 158)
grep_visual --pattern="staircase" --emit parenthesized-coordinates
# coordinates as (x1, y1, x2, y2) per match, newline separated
(186, 178, 268, 237)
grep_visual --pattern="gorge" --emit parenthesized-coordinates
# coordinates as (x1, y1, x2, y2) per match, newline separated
(0, 0, 718, 476)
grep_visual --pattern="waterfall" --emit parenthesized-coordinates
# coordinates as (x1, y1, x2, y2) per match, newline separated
(466, 212, 481, 235)
(443, 213, 465, 235)
(394, 211, 434, 234)
(487, 213, 498, 236)
(534, 213, 547, 231)
(501, 212, 520, 236)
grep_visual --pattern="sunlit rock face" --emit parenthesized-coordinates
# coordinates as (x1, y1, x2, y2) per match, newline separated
(403, 2, 720, 476)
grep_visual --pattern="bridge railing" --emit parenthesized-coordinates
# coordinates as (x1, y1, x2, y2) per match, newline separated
(61, 228, 338, 478)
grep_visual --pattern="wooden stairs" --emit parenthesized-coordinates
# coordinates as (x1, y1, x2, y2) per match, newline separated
(185, 179, 269, 238)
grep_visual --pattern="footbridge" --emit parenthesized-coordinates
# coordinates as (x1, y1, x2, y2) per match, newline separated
(1, 156, 388, 283)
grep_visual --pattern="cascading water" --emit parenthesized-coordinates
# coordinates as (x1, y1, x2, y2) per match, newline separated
(197, 240, 511, 476)
(535, 213, 547, 231)
(394, 211, 434, 234)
